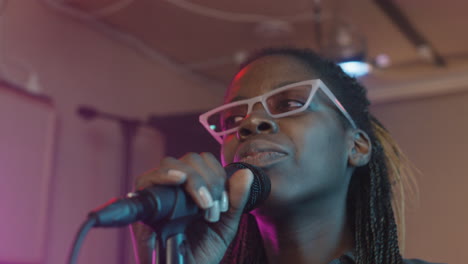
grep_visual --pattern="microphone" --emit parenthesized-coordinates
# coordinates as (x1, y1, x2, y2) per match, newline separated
(89, 162, 270, 228)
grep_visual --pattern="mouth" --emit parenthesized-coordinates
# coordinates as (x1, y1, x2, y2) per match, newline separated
(239, 151, 287, 168)
(235, 140, 289, 168)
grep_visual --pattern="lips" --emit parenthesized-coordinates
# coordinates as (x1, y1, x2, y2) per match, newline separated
(239, 151, 287, 167)
(235, 140, 288, 168)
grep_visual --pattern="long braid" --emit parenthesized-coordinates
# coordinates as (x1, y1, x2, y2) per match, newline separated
(369, 158, 381, 263)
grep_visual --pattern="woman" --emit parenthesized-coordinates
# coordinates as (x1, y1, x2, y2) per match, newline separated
(132, 47, 441, 264)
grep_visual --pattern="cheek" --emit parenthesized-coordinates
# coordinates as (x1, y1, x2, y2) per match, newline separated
(299, 111, 347, 156)
(304, 125, 344, 158)
(287, 116, 349, 184)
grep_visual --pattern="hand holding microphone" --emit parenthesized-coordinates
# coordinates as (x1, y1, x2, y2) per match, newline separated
(68, 152, 269, 264)
(121, 152, 269, 264)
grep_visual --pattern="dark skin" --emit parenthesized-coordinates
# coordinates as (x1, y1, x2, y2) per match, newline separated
(133, 55, 371, 264)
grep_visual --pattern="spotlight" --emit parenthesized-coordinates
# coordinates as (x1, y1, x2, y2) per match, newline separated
(338, 61, 372, 77)
(323, 20, 371, 77)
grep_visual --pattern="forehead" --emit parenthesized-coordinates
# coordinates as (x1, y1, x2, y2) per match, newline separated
(225, 55, 318, 102)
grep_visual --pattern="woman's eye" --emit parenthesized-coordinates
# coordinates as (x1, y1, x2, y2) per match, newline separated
(278, 100, 305, 110)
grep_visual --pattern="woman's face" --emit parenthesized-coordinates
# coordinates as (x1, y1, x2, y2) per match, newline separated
(221, 55, 355, 209)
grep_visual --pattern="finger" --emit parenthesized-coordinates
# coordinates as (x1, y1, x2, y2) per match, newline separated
(215, 169, 254, 235)
(205, 200, 221, 222)
(135, 157, 214, 210)
(181, 153, 225, 201)
(220, 191, 229, 213)
(201, 152, 228, 213)
(226, 169, 254, 216)
(134, 157, 188, 190)
(200, 152, 226, 180)
(135, 168, 187, 190)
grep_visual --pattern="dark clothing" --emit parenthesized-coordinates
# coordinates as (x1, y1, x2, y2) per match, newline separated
(221, 214, 444, 264)
(403, 259, 445, 264)
(333, 251, 444, 264)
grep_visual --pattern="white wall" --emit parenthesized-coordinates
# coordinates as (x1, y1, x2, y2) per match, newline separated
(1, 2, 222, 264)
(372, 90, 468, 264)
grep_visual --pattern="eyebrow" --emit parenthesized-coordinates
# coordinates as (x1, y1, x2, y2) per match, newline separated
(275, 80, 299, 88)
(227, 80, 302, 103)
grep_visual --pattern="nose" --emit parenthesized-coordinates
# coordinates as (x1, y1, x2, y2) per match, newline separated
(237, 107, 278, 140)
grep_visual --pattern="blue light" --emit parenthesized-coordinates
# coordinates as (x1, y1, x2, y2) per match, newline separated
(338, 61, 371, 77)
(209, 124, 217, 130)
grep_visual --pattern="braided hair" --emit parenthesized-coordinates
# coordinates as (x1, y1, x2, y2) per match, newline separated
(227, 47, 415, 264)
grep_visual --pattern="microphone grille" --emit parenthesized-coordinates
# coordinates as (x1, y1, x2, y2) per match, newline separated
(224, 162, 271, 212)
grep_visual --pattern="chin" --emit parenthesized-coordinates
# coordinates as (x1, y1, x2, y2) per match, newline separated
(255, 182, 302, 214)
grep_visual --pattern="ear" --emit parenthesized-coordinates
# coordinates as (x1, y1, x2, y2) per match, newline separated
(347, 129, 372, 167)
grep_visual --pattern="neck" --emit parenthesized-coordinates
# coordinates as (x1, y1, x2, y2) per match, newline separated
(252, 194, 353, 264)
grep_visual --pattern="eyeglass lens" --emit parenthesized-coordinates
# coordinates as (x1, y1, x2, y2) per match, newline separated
(207, 84, 313, 132)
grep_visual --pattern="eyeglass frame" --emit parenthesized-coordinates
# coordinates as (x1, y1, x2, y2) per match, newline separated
(199, 79, 357, 144)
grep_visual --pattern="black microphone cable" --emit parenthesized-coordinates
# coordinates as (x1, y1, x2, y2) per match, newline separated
(67, 216, 97, 264)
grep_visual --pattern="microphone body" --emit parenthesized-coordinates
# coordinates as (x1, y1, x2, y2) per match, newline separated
(89, 162, 270, 228)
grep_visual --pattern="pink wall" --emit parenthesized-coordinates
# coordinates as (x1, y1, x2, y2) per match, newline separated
(372, 91, 468, 264)
(0, 85, 56, 263)
(0, 2, 222, 264)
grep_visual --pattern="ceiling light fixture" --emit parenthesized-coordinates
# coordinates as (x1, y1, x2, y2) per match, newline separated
(324, 20, 372, 77)
(313, 0, 371, 77)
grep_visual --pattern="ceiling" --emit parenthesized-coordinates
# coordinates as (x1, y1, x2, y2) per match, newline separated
(44, 0, 468, 93)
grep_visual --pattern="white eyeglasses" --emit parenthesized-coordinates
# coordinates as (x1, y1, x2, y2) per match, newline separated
(199, 79, 357, 144)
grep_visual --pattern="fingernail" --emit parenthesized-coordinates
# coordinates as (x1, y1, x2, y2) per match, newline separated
(220, 191, 229, 212)
(198, 186, 214, 209)
(205, 200, 220, 222)
(167, 169, 186, 181)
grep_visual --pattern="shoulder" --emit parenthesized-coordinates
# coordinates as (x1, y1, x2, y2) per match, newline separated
(403, 258, 446, 264)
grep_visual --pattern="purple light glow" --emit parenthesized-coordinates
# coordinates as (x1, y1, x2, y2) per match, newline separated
(253, 213, 280, 253)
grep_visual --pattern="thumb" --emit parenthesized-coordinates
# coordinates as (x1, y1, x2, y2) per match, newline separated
(226, 168, 254, 216)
